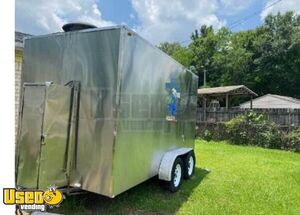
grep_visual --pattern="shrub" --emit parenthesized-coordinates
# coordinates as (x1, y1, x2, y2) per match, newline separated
(203, 129, 213, 141)
(197, 123, 227, 141)
(198, 112, 300, 152)
(224, 112, 283, 149)
(284, 129, 300, 152)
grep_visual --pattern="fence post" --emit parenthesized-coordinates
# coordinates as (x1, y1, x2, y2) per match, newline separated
(225, 94, 229, 111)
(203, 97, 207, 122)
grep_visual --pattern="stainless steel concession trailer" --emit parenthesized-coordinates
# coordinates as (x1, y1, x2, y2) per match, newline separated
(16, 24, 198, 198)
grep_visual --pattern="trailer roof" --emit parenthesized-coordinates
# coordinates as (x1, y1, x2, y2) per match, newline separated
(23, 25, 198, 79)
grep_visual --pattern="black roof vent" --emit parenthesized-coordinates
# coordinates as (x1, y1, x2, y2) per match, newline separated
(62, 22, 97, 32)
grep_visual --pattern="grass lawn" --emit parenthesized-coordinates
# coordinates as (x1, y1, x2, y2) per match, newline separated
(52, 140, 300, 215)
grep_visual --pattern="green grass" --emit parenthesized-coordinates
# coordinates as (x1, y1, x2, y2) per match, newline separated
(52, 140, 300, 215)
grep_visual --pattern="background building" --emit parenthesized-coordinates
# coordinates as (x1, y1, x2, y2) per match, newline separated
(240, 94, 300, 109)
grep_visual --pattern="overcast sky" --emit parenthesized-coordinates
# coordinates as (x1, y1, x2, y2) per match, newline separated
(15, 0, 300, 44)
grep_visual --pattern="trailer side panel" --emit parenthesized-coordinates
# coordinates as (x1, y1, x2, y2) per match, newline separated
(112, 28, 197, 196)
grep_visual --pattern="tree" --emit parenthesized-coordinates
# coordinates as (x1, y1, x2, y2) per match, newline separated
(189, 25, 218, 87)
(158, 11, 300, 98)
(158, 42, 192, 67)
(253, 12, 300, 97)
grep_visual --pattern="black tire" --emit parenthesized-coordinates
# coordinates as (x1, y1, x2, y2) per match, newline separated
(166, 157, 184, 192)
(183, 151, 196, 179)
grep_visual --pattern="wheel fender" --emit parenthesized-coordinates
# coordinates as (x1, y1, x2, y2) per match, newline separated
(158, 148, 193, 181)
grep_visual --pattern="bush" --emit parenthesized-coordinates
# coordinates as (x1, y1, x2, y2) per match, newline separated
(203, 129, 213, 141)
(198, 112, 300, 152)
(224, 112, 283, 149)
(284, 129, 300, 152)
(197, 123, 227, 141)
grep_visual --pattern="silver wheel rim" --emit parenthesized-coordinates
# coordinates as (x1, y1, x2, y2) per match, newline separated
(173, 163, 182, 187)
(188, 156, 194, 176)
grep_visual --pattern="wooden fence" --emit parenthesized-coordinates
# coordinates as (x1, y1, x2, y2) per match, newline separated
(197, 108, 300, 128)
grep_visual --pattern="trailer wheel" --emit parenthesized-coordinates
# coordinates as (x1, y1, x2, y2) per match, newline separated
(166, 157, 183, 192)
(183, 151, 195, 179)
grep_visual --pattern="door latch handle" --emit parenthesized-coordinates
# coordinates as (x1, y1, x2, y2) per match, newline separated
(41, 134, 46, 145)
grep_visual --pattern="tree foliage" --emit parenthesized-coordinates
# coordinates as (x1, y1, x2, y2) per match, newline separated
(158, 42, 192, 67)
(158, 12, 300, 98)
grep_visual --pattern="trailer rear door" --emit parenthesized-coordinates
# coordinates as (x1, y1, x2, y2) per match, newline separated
(16, 82, 79, 190)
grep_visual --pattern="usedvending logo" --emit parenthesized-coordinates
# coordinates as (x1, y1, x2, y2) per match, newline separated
(165, 79, 180, 122)
(3, 185, 64, 211)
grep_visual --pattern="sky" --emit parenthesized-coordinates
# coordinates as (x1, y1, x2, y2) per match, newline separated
(15, 0, 300, 45)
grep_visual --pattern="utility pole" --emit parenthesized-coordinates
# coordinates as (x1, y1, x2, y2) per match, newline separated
(202, 59, 209, 87)
(203, 68, 206, 87)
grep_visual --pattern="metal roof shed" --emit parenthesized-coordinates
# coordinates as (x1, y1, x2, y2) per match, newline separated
(198, 85, 257, 111)
(240, 94, 300, 109)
